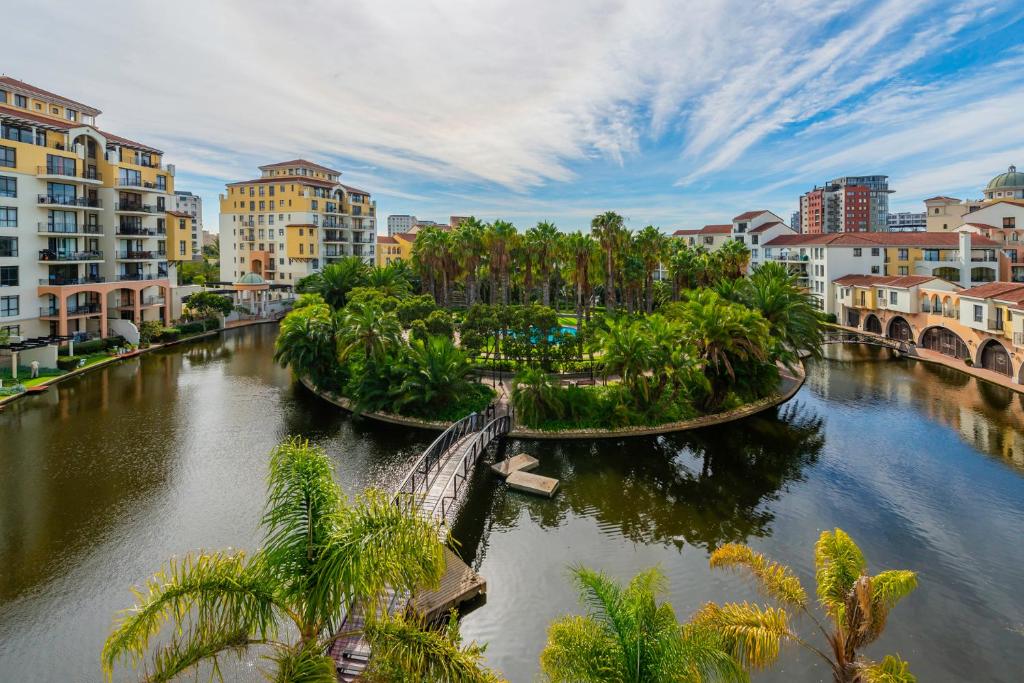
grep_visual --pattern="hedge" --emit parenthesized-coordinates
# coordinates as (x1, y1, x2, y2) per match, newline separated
(58, 336, 125, 356)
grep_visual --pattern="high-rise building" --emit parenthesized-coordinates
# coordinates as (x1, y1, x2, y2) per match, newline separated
(799, 175, 892, 234)
(219, 160, 376, 285)
(790, 211, 801, 233)
(387, 214, 416, 236)
(887, 211, 925, 232)
(0, 76, 190, 339)
(170, 190, 202, 258)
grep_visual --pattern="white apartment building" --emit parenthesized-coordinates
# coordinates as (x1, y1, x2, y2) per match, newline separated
(672, 224, 732, 250)
(887, 211, 925, 232)
(730, 210, 796, 271)
(387, 214, 416, 236)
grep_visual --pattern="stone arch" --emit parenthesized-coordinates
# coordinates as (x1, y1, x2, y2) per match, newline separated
(919, 325, 970, 360)
(864, 313, 882, 334)
(978, 338, 1012, 377)
(887, 316, 914, 342)
(941, 295, 955, 318)
(934, 267, 961, 282)
(971, 266, 997, 283)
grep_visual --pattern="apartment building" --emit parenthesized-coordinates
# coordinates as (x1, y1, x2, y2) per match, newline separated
(730, 210, 796, 270)
(218, 160, 376, 284)
(762, 231, 1001, 313)
(887, 211, 925, 231)
(387, 214, 416, 236)
(800, 175, 891, 233)
(377, 234, 403, 266)
(671, 224, 731, 250)
(0, 77, 189, 339)
(169, 190, 202, 257)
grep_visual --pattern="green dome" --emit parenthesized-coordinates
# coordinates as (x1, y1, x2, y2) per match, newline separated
(237, 272, 266, 285)
(986, 165, 1024, 190)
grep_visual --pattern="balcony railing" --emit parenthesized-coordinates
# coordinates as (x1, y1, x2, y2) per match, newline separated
(37, 222, 103, 235)
(37, 195, 103, 209)
(40, 303, 102, 317)
(116, 273, 166, 281)
(116, 250, 158, 260)
(37, 165, 77, 178)
(922, 253, 960, 262)
(115, 225, 163, 236)
(116, 178, 166, 192)
(115, 202, 160, 213)
(988, 320, 1004, 332)
(38, 250, 103, 262)
(38, 276, 106, 286)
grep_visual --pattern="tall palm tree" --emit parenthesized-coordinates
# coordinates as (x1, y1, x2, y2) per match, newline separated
(274, 303, 338, 388)
(454, 217, 486, 306)
(743, 262, 824, 366)
(102, 439, 500, 682)
(621, 246, 646, 315)
(540, 566, 748, 683)
(635, 225, 668, 313)
(366, 262, 413, 298)
(412, 226, 447, 305)
(484, 220, 517, 305)
(704, 528, 918, 683)
(591, 211, 625, 311)
(718, 239, 750, 281)
(337, 301, 403, 363)
(304, 257, 369, 310)
(564, 231, 596, 328)
(527, 221, 561, 308)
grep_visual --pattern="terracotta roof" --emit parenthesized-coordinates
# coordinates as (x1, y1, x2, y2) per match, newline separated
(259, 159, 341, 175)
(0, 103, 74, 129)
(749, 221, 784, 233)
(958, 282, 1024, 303)
(923, 196, 961, 202)
(99, 130, 162, 154)
(0, 76, 100, 115)
(166, 210, 192, 218)
(394, 232, 417, 241)
(227, 177, 338, 189)
(673, 229, 702, 236)
(377, 235, 398, 244)
(764, 232, 999, 247)
(964, 200, 1024, 215)
(832, 274, 940, 288)
(341, 184, 371, 196)
(733, 210, 770, 222)
(0, 104, 162, 153)
(673, 224, 731, 236)
(961, 222, 1002, 231)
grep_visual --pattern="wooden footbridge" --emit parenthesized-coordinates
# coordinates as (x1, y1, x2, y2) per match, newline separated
(330, 410, 512, 680)
(822, 330, 913, 354)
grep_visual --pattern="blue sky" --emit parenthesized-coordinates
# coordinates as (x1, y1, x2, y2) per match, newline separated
(5, 0, 1024, 233)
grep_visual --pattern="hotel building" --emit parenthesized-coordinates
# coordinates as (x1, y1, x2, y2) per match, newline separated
(218, 160, 376, 284)
(169, 190, 202, 257)
(799, 175, 892, 233)
(0, 77, 190, 339)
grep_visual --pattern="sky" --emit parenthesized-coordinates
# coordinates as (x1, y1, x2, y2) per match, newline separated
(4, 0, 1024, 234)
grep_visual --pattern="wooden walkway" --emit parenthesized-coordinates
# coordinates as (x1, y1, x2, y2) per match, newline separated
(330, 411, 510, 680)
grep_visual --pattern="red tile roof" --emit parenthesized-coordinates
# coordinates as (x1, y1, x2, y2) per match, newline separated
(377, 235, 398, 244)
(394, 232, 417, 241)
(733, 210, 770, 222)
(749, 220, 785, 233)
(0, 104, 162, 153)
(832, 274, 942, 288)
(962, 222, 1002, 231)
(341, 184, 371, 196)
(0, 76, 100, 115)
(923, 196, 961, 202)
(764, 232, 999, 247)
(964, 200, 1024, 215)
(166, 210, 192, 218)
(957, 282, 1024, 303)
(673, 224, 731, 236)
(99, 130, 162, 154)
(227, 177, 338, 189)
(259, 159, 342, 175)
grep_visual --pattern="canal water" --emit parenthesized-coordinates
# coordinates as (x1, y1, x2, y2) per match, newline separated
(1, 326, 1022, 681)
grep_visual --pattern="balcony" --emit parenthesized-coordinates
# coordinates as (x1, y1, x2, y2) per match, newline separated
(116, 273, 168, 282)
(116, 250, 161, 260)
(40, 303, 101, 318)
(37, 195, 103, 210)
(114, 202, 160, 214)
(36, 166, 104, 183)
(988, 319, 1004, 332)
(38, 249, 103, 262)
(38, 275, 106, 286)
(37, 222, 103, 235)
(115, 225, 163, 236)
(115, 178, 166, 193)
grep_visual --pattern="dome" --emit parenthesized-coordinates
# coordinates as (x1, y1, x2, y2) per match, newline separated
(986, 165, 1024, 190)
(236, 272, 266, 285)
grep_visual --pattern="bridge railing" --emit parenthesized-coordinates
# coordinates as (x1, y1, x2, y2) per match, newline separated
(821, 330, 911, 354)
(393, 412, 484, 507)
(431, 415, 512, 524)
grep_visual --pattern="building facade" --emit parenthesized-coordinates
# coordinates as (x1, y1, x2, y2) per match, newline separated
(671, 224, 732, 250)
(169, 190, 202, 257)
(799, 175, 891, 233)
(730, 210, 796, 270)
(387, 214, 416, 236)
(0, 77, 189, 339)
(887, 211, 925, 232)
(218, 160, 376, 284)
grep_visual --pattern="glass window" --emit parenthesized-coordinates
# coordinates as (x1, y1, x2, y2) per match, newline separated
(0, 266, 18, 287)
(0, 295, 18, 317)
(0, 237, 16, 257)
(0, 90, 6, 103)
(853, 248, 862, 257)
(0, 175, 14, 197)
(974, 305, 983, 322)
(13, 94, 27, 107)
(871, 248, 879, 256)
(890, 291, 897, 304)
(0, 145, 15, 168)
(0, 207, 16, 227)
(46, 154, 76, 176)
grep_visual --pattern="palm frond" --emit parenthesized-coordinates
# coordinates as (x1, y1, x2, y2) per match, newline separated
(693, 601, 790, 671)
(142, 630, 251, 683)
(859, 654, 917, 683)
(268, 640, 338, 683)
(539, 614, 624, 683)
(814, 529, 867, 621)
(101, 551, 280, 680)
(677, 622, 750, 683)
(870, 570, 918, 610)
(709, 543, 808, 608)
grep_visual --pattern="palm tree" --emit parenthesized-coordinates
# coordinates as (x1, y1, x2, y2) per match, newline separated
(667, 242, 698, 298)
(337, 301, 403, 363)
(527, 221, 561, 308)
(510, 367, 563, 427)
(484, 220, 517, 305)
(621, 246, 646, 315)
(412, 226, 447, 305)
(102, 438, 500, 682)
(591, 211, 625, 311)
(366, 262, 412, 298)
(274, 303, 339, 388)
(673, 289, 773, 411)
(540, 566, 747, 683)
(597, 317, 652, 403)
(743, 262, 824, 365)
(718, 239, 750, 281)
(454, 217, 487, 306)
(703, 528, 918, 683)
(306, 257, 370, 310)
(635, 225, 668, 313)
(564, 231, 596, 328)
(392, 336, 479, 415)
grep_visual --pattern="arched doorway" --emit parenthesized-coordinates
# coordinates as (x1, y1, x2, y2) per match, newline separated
(864, 314, 882, 334)
(888, 316, 913, 343)
(978, 339, 1012, 376)
(920, 326, 969, 360)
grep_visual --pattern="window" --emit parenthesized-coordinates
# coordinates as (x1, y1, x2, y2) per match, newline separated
(66, 109, 77, 121)
(13, 94, 27, 107)
(898, 248, 908, 260)
(871, 248, 880, 256)
(179, 240, 186, 256)
(890, 291, 897, 305)
(751, 234, 759, 245)
(157, 175, 167, 191)
(0, 176, 14, 198)
(47, 154, 76, 176)
(0, 236, 16, 257)
(974, 305, 983, 322)
(0, 90, 5, 103)
(898, 266, 908, 276)
(0, 266, 17, 287)
(1004, 217, 1016, 229)
(0, 295, 18, 317)
(0, 207, 16, 227)
(853, 248, 862, 257)
(870, 265, 880, 274)
(0, 145, 14, 168)
(1, 324, 19, 337)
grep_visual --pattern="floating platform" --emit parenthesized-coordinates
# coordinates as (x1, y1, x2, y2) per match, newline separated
(490, 453, 539, 478)
(506, 470, 560, 497)
(410, 546, 486, 622)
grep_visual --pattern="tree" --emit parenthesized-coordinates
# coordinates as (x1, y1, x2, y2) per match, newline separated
(526, 221, 561, 308)
(484, 221, 518, 305)
(596, 317, 653, 404)
(510, 367, 563, 427)
(591, 211, 625, 311)
(717, 239, 750, 281)
(184, 290, 233, 319)
(102, 439, 500, 683)
(366, 263, 412, 298)
(704, 528, 918, 683)
(742, 262, 824, 366)
(635, 226, 668, 313)
(540, 566, 747, 683)
(274, 304, 340, 389)
(336, 301, 402, 363)
(302, 257, 370, 310)
(392, 336, 484, 417)
(564, 231, 597, 328)
(454, 217, 487, 306)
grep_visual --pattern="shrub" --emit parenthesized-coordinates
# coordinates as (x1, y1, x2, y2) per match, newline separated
(204, 318, 221, 331)
(0, 384, 26, 396)
(139, 321, 163, 346)
(154, 327, 181, 342)
(424, 309, 454, 337)
(396, 294, 437, 328)
(176, 321, 206, 336)
(824, 312, 838, 324)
